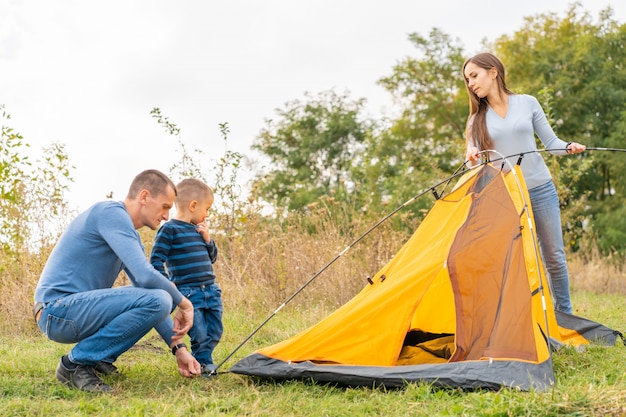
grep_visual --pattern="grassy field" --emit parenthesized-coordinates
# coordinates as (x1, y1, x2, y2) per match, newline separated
(1, 210, 625, 416)
(1, 291, 624, 417)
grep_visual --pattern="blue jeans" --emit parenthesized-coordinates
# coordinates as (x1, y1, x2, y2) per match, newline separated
(529, 181, 573, 313)
(177, 283, 223, 366)
(37, 286, 173, 365)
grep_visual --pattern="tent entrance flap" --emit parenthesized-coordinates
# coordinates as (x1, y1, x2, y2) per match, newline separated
(448, 168, 537, 362)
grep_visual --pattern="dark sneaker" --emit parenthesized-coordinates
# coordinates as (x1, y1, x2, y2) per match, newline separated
(56, 358, 112, 393)
(94, 361, 118, 375)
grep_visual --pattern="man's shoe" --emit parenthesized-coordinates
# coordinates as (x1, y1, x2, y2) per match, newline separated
(94, 361, 118, 375)
(56, 358, 112, 393)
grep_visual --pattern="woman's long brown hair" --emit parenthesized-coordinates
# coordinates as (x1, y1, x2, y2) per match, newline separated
(462, 53, 513, 151)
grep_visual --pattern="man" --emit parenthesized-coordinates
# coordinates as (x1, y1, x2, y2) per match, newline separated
(34, 169, 201, 393)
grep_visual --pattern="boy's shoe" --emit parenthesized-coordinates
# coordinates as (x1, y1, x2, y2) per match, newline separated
(94, 361, 118, 375)
(56, 358, 112, 393)
(201, 363, 218, 378)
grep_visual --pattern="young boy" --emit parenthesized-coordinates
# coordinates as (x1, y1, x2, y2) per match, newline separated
(150, 178, 223, 376)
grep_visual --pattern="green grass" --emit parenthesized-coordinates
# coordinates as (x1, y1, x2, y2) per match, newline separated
(1, 291, 625, 417)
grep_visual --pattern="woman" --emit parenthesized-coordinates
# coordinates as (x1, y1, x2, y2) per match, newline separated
(462, 52, 585, 314)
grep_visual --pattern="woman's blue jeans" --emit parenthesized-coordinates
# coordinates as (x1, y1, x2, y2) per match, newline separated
(528, 180, 573, 314)
(37, 286, 173, 365)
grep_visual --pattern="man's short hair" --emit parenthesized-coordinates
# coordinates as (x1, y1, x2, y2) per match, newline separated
(127, 169, 177, 199)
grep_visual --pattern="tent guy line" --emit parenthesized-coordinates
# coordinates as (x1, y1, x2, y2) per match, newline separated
(212, 146, 626, 375)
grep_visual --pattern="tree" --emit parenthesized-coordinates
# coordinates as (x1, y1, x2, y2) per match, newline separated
(252, 90, 372, 212)
(495, 4, 626, 252)
(150, 107, 205, 182)
(0, 105, 30, 252)
(358, 28, 468, 221)
(151, 109, 250, 241)
(0, 105, 74, 256)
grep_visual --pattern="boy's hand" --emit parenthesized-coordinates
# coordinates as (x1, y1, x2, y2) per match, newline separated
(195, 219, 211, 243)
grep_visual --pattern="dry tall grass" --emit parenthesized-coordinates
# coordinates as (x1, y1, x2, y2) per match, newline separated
(2, 207, 625, 338)
(0, 248, 52, 335)
(1, 207, 411, 337)
(214, 210, 413, 314)
(568, 248, 626, 295)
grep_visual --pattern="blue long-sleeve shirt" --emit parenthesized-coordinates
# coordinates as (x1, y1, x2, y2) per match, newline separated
(150, 219, 218, 287)
(35, 201, 183, 306)
(468, 94, 569, 190)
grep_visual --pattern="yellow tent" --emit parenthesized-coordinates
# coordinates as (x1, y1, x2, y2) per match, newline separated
(231, 164, 620, 390)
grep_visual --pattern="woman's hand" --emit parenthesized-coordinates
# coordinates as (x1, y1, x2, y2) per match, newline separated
(466, 146, 481, 163)
(566, 142, 586, 154)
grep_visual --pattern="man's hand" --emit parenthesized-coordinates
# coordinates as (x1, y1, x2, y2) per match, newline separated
(172, 297, 194, 339)
(174, 346, 201, 377)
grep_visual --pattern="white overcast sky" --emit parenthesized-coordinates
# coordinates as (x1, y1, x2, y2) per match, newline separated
(1, 0, 624, 213)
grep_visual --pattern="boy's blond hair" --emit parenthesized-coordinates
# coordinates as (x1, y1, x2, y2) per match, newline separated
(175, 178, 213, 208)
